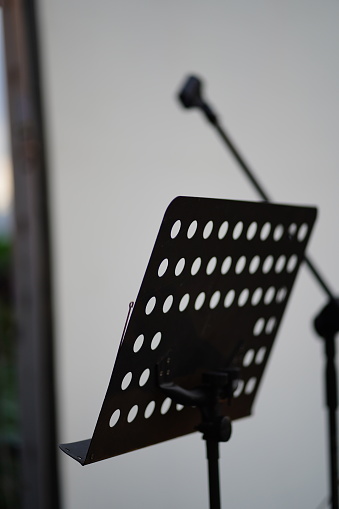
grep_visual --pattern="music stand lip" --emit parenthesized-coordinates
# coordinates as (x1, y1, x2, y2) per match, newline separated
(59, 196, 317, 466)
(59, 439, 91, 466)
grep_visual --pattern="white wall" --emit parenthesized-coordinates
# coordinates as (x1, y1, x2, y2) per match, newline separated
(37, 1, 339, 508)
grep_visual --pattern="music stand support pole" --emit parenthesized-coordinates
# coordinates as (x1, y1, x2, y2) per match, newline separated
(206, 439, 221, 509)
(159, 369, 236, 509)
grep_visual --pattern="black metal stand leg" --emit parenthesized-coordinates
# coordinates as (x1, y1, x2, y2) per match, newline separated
(325, 336, 338, 509)
(206, 439, 221, 509)
(314, 300, 339, 509)
(327, 409, 338, 509)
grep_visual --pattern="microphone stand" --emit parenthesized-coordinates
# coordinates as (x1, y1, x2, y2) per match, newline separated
(177, 75, 339, 509)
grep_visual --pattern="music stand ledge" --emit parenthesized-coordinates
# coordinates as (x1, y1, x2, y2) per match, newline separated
(60, 196, 317, 508)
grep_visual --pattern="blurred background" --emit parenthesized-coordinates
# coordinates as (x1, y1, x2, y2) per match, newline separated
(1, 1, 339, 508)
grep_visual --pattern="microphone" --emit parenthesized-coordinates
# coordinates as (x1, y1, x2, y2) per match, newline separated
(178, 75, 218, 125)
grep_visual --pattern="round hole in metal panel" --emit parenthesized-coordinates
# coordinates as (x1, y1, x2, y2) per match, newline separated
(144, 401, 155, 419)
(191, 257, 202, 276)
(245, 377, 257, 395)
(262, 255, 274, 274)
(139, 368, 150, 387)
(255, 347, 267, 364)
(127, 405, 138, 423)
(161, 397, 172, 415)
(260, 222, 271, 241)
(246, 221, 257, 240)
(151, 332, 162, 350)
(288, 223, 297, 239)
(298, 223, 309, 242)
(109, 409, 120, 428)
(210, 291, 221, 309)
(206, 256, 217, 275)
(275, 255, 286, 273)
(234, 379, 244, 397)
(224, 289, 235, 308)
(238, 288, 249, 307)
(264, 286, 276, 305)
(266, 316, 277, 335)
(253, 317, 265, 336)
(187, 220, 198, 239)
(195, 292, 206, 310)
(218, 221, 229, 239)
(276, 287, 288, 303)
(170, 220, 181, 239)
(249, 255, 260, 274)
(251, 287, 263, 306)
(243, 349, 255, 367)
(133, 334, 144, 353)
(145, 296, 156, 315)
(233, 221, 243, 240)
(286, 254, 298, 273)
(203, 221, 214, 239)
(121, 372, 132, 390)
(179, 293, 190, 312)
(273, 224, 284, 241)
(221, 256, 232, 275)
(175, 258, 185, 276)
(235, 256, 246, 274)
(158, 258, 169, 277)
(163, 295, 174, 313)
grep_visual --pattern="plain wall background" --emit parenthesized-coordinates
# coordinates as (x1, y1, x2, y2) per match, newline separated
(36, 1, 339, 508)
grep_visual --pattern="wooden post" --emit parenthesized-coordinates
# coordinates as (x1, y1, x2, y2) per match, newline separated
(2, 1, 60, 508)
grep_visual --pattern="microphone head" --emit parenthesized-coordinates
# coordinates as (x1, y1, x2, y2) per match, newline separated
(178, 75, 204, 109)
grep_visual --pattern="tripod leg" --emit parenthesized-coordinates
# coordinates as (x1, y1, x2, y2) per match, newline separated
(206, 439, 221, 509)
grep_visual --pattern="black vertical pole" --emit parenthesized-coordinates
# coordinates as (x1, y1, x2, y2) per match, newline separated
(324, 336, 338, 509)
(314, 299, 339, 509)
(206, 439, 221, 509)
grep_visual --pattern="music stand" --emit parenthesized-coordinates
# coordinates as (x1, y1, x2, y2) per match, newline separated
(60, 196, 317, 508)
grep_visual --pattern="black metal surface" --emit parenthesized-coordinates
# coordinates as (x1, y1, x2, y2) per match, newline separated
(60, 196, 316, 465)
